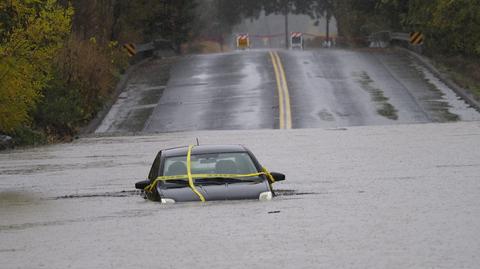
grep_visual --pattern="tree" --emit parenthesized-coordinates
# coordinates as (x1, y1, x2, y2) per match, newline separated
(407, 0, 480, 57)
(150, 0, 198, 53)
(0, 0, 72, 133)
(306, 1, 335, 42)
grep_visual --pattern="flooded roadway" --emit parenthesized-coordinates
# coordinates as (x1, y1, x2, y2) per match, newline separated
(2, 122, 480, 268)
(2, 47, 480, 268)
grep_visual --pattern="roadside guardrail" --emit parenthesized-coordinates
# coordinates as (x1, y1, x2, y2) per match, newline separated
(369, 30, 479, 111)
(369, 31, 424, 53)
(123, 39, 174, 62)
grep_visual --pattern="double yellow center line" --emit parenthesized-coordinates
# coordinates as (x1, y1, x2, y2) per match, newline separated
(269, 51, 292, 129)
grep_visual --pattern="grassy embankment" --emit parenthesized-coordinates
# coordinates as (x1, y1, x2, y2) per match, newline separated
(431, 56, 480, 103)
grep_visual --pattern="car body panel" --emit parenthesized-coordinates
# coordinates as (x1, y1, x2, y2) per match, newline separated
(141, 144, 278, 203)
(158, 179, 270, 202)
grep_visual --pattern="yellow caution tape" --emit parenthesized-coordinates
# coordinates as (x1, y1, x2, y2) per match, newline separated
(262, 167, 275, 183)
(144, 145, 276, 202)
(145, 172, 268, 192)
(153, 172, 266, 181)
(186, 145, 205, 202)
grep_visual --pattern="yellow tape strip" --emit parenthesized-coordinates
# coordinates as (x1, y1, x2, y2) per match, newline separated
(262, 167, 275, 183)
(145, 172, 267, 192)
(156, 172, 265, 181)
(186, 145, 206, 202)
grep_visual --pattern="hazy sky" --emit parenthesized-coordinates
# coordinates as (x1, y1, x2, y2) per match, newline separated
(232, 12, 337, 48)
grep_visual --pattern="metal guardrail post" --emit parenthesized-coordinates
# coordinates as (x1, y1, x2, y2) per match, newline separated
(368, 31, 391, 48)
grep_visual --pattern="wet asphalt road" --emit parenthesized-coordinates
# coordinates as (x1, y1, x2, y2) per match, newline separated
(121, 48, 480, 133)
(143, 52, 276, 132)
(2, 122, 480, 268)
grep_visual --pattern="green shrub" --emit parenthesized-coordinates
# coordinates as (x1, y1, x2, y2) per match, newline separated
(31, 35, 127, 139)
(33, 69, 85, 137)
(10, 126, 47, 146)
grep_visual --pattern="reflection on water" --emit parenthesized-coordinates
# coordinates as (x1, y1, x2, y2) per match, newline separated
(0, 191, 41, 206)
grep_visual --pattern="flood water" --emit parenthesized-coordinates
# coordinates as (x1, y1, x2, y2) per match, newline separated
(2, 122, 480, 268)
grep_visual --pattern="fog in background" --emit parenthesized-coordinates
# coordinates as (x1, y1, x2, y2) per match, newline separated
(232, 12, 337, 48)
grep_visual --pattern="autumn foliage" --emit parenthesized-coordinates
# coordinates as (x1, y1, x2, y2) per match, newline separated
(34, 36, 127, 137)
(0, 0, 72, 133)
(0, 0, 196, 143)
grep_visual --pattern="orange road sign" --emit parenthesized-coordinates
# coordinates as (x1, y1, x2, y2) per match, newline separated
(236, 34, 250, 49)
(410, 32, 424, 45)
(123, 43, 136, 57)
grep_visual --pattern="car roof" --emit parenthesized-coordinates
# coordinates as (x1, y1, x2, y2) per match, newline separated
(161, 144, 249, 157)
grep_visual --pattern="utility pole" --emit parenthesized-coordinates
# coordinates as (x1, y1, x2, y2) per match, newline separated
(284, 2, 289, 49)
(215, 0, 224, 52)
(325, 1, 333, 48)
(326, 11, 330, 46)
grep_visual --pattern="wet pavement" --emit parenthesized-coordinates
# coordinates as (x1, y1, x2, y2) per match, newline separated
(143, 52, 276, 132)
(97, 48, 480, 133)
(283, 48, 478, 127)
(2, 122, 480, 268)
(96, 57, 176, 133)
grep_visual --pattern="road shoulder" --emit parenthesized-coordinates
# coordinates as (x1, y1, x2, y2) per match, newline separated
(86, 57, 177, 135)
(399, 47, 480, 112)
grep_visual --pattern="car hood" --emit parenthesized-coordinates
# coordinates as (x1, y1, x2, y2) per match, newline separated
(157, 179, 271, 202)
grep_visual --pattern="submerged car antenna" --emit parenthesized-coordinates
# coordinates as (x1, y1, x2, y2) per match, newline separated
(196, 138, 200, 146)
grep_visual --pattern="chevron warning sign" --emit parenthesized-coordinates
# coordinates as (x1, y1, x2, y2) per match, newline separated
(410, 32, 424, 45)
(123, 43, 136, 57)
(291, 32, 303, 38)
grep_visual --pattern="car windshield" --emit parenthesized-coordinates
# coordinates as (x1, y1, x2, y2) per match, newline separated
(163, 152, 258, 176)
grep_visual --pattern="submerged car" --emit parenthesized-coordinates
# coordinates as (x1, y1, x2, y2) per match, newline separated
(135, 144, 285, 203)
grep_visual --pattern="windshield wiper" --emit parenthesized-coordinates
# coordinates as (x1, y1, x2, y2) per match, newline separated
(162, 179, 189, 186)
(195, 177, 260, 184)
(160, 177, 261, 188)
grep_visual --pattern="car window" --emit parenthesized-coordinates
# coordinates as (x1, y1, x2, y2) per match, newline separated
(162, 152, 257, 176)
(163, 156, 187, 176)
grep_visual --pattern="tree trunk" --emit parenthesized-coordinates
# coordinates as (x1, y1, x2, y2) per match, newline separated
(284, 4, 289, 49)
(326, 13, 330, 45)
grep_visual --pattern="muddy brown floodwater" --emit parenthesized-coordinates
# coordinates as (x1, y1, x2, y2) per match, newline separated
(1, 122, 480, 268)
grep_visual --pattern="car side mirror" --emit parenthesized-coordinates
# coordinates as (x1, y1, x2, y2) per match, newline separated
(135, 180, 150, 190)
(270, 172, 286, 182)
